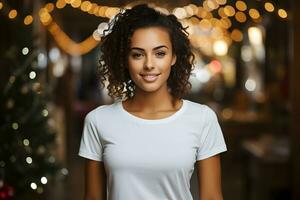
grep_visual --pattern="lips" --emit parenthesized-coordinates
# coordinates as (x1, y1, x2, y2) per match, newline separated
(140, 73, 160, 82)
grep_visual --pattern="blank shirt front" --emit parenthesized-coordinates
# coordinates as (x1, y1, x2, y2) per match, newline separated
(79, 99, 227, 200)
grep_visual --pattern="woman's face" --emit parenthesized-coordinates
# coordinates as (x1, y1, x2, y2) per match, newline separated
(127, 27, 176, 95)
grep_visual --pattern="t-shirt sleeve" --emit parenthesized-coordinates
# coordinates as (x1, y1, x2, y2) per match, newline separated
(78, 112, 103, 161)
(196, 106, 227, 160)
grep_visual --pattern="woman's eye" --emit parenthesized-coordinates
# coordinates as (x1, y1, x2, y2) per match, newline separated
(156, 52, 166, 57)
(132, 53, 143, 59)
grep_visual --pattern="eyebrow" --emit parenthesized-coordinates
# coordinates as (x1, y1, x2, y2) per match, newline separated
(130, 45, 169, 51)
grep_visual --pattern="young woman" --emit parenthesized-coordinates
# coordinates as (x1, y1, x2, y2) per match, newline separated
(79, 4, 227, 200)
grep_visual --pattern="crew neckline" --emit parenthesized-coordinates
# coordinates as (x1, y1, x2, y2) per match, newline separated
(118, 99, 187, 124)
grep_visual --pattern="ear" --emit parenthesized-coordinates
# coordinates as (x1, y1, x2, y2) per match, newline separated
(171, 54, 177, 66)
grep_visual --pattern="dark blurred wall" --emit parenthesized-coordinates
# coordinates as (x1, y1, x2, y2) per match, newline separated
(291, 0, 300, 199)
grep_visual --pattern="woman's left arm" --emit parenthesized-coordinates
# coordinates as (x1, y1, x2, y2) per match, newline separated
(196, 155, 223, 200)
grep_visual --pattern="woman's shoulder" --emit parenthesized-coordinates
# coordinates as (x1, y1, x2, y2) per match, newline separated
(184, 99, 218, 118)
(184, 99, 210, 111)
(85, 101, 120, 120)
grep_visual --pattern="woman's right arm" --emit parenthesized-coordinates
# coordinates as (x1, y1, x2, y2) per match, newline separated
(84, 159, 107, 200)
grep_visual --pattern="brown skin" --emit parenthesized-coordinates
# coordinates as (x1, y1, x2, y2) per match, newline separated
(84, 160, 106, 200)
(84, 27, 223, 200)
(197, 155, 223, 200)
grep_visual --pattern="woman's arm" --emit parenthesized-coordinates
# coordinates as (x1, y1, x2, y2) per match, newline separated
(84, 159, 107, 200)
(196, 155, 223, 200)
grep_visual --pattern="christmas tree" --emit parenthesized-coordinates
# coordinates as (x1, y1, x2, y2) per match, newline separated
(0, 48, 61, 199)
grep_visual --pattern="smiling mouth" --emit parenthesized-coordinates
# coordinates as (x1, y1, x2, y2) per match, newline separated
(140, 74, 160, 82)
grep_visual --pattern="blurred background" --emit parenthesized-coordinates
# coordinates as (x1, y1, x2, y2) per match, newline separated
(0, 0, 299, 200)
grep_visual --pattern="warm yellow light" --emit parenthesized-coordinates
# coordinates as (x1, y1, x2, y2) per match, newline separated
(211, 27, 223, 39)
(173, 7, 187, 19)
(197, 7, 207, 18)
(189, 4, 198, 14)
(47, 22, 100, 56)
(235, 1, 247, 11)
(249, 8, 260, 19)
(210, 18, 219, 26)
(56, 0, 66, 9)
(39, 8, 52, 25)
(81, 1, 91, 12)
(218, 7, 226, 18)
(205, 12, 213, 19)
(88, 3, 97, 14)
(71, 0, 81, 8)
(184, 5, 194, 16)
(190, 17, 199, 25)
(213, 39, 228, 56)
(105, 7, 119, 18)
(0, 2, 3, 10)
(264, 2, 274, 12)
(207, 0, 219, 10)
(278, 9, 288, 18)
(8, 9, 18, 19)
(216, 0, 227, 5)
(45, 3, 55, 12)
(248, 26, 263, 45)
(24, 15, 33, 25)
(231, 29, 243, 42)
(203, 1, 210, 11)
(93, 6, 100, 16)
(224, 5, 235, 17)
(220, 18, 231, 29)
(199, 19, 212, 30)
(98, 6, 106, 17)
(235, 11, 247, 23)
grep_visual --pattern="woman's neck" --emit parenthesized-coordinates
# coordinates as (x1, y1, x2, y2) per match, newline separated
(124, 89, 180, 113)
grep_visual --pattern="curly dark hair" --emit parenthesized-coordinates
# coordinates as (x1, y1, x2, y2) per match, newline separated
(98, 4, 195, 100)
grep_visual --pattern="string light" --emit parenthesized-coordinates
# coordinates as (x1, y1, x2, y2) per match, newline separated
(70, 0, 81, 8)
(0, 0, 289, 58)
(224, 5, 235, 17)
(29, 71, 37, 79)
(249, 8, 260, 20)
(23, 139, 30, 146)
(235, 1, 247, 12)
(22, 47, 29, 55)
(26, 157, 33, 164)
(41, 177, 48, 184)
(30, 182, 37, 190)
(231, 29, 243, 42)
(12, 122, 19, 130)
(47, 22, 99, 56)
(207, 0, 219, 10)
(216, 0, 227, 5)
(218, 7, 226, 18)
(264, 2, 274, 12)
(56, 0, 66, 9)
(45, 3, 55, 12)
(42, 109, 49, 117)
(245, 78, 256, 92)
(173, 7, 187, 19)
(235, 11, 247, 23)
(278, 9, 288, 19)
(24, 15, 33, 25)
(61, 168, 69, 175)
(8, 9, 17, 19)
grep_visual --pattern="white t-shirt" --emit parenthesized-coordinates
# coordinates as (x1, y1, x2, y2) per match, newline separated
(79, 99, 227, 200)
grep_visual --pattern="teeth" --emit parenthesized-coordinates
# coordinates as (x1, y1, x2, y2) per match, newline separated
(141, 74, 158, 82)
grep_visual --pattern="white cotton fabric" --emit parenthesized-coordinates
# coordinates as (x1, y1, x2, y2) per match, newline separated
(78, 99, 227, 200)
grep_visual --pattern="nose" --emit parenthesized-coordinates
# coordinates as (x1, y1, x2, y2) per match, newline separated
(144, 55, 154, 70)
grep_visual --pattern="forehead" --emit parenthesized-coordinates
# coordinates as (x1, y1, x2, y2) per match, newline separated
(130, 27, 172, 49)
